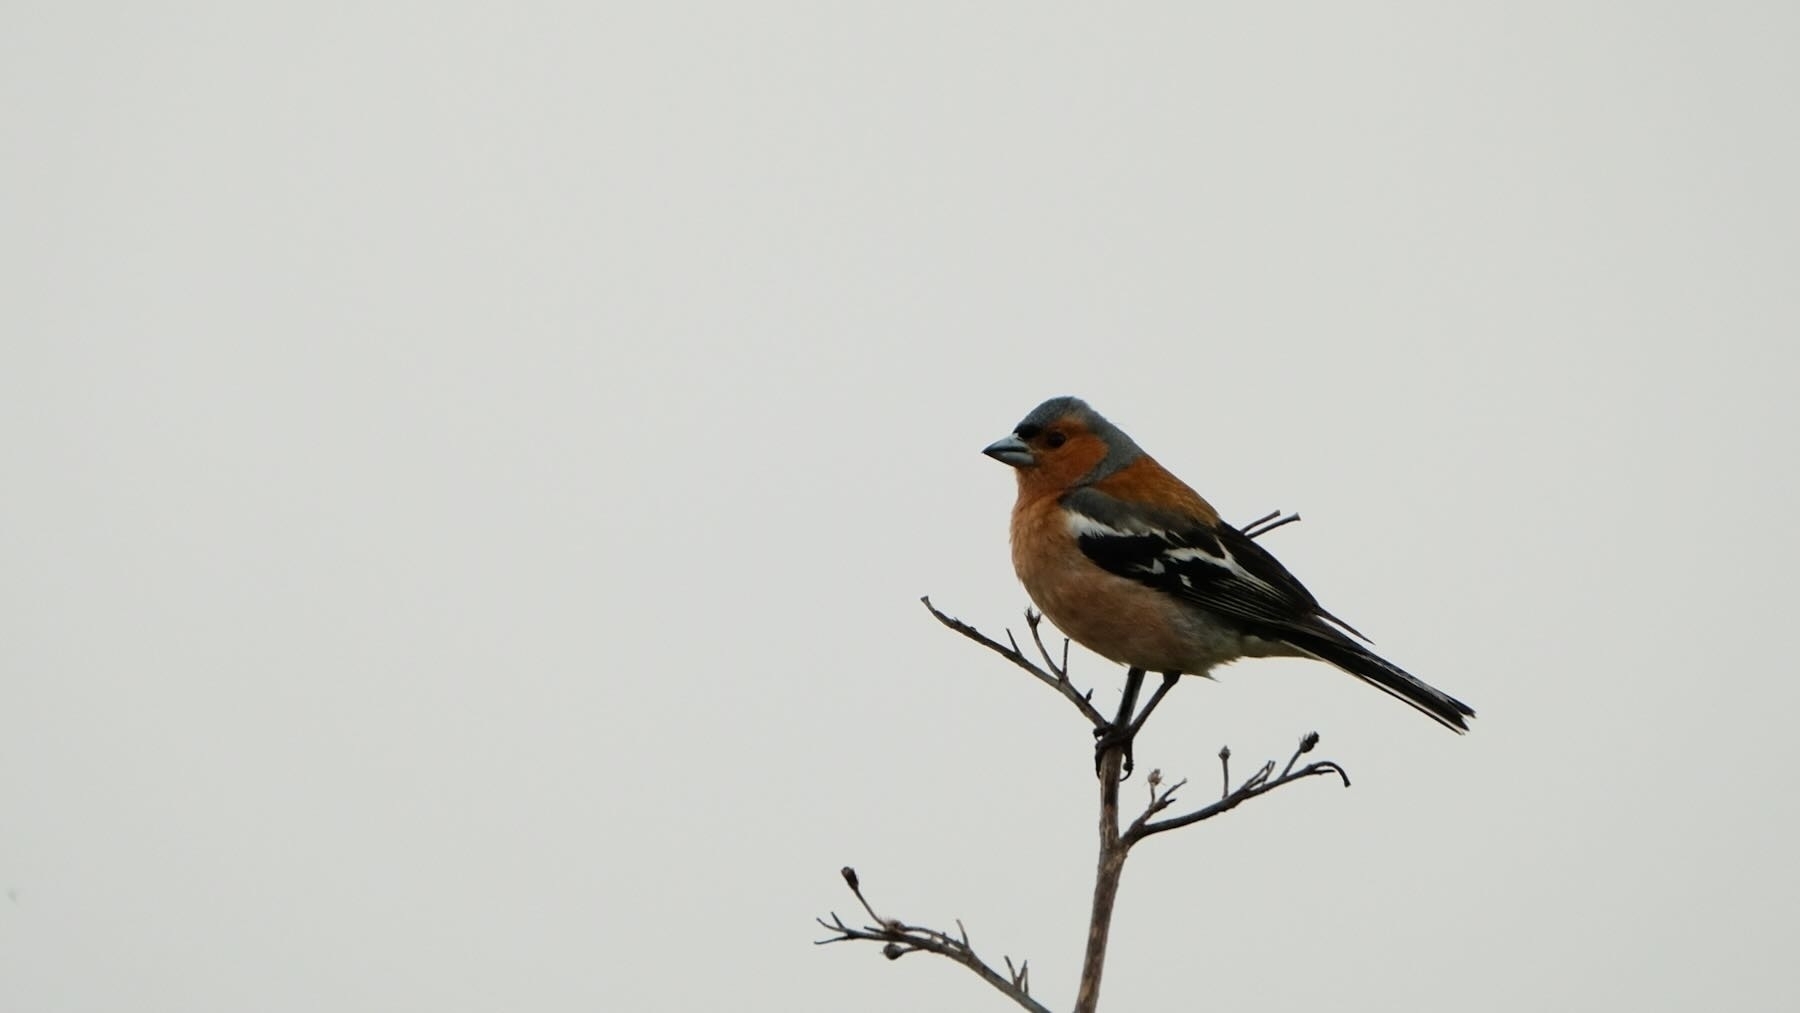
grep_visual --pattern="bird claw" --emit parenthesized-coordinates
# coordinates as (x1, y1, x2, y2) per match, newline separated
(1093, 723, 1136, 780)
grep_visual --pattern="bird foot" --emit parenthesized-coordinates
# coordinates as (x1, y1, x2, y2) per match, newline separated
(1093, 723, 1136, 780)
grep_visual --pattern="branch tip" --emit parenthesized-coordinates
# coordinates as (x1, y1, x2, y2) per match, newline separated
(1241, 510, 1302, 539)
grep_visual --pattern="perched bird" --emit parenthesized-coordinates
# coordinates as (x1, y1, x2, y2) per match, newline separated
(984, 396, 1473, 769)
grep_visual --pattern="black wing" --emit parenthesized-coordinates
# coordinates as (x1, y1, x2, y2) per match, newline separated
(1062, 487, 1332, 634)
(1062, 487, 1472, 730)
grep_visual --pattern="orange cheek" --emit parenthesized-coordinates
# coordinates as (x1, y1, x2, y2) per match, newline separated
(1018, 434, 1107, 495)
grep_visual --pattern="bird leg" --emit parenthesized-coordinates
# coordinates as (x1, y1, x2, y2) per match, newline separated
(1126, 671, 1180, 739)
(1093, 671, 1181, 780)
(1093, 668, 1145, 778)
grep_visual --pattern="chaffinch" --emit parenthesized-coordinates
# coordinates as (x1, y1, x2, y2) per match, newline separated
(984, 396, 1473, 763)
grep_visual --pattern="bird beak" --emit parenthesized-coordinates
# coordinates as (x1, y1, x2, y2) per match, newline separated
(982, 434, 1034, 468)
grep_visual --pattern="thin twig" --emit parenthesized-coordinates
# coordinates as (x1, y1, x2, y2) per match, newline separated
(1130, 773, 1189, 827)
(1024, 609, 1067, 680)
(1239, 509, 1280, 532)
(1004, 954, 1031, 993)
(1241, 510, 1302, 540)
(1126, 757, 1351, 845)
(922, 597, 1106, 728)
(1280, 731, 1322, 779)
(841, 866, 881, 925)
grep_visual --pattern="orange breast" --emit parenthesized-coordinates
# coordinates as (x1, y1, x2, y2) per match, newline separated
(1009, 494, 1250, 673)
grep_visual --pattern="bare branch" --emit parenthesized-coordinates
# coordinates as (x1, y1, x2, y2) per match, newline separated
(827, 600, 1356, 1013)
(1073, 738, 1127, 1013)
(1125, 751, 1351, 845)
(815, 867, 1052, 1013)
(922, 597, 1106, 728)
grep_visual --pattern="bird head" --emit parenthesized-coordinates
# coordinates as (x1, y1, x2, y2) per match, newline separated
(983, 396, 1145, 491)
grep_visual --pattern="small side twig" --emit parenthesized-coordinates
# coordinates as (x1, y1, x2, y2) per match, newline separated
(816, 867, 1051, 1013)
(1241, 510, 1302, 540)
(1134, 768, 1190, 825)
(1281, 731, 1322, 778)
(1003, 954, 1030, 994)
(1024, 608, 1067, 680)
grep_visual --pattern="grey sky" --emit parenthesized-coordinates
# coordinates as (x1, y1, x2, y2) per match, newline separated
(3, 3, 1796, 1011)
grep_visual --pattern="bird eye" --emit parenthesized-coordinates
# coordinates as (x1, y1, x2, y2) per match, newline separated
(1044, 430, 1067, 449)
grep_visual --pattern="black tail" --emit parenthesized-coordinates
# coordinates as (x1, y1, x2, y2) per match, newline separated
(1281, 627, 1475, 732)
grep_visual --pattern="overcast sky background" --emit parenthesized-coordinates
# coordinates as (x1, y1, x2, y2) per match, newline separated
(4, 3, 1797, 1011)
